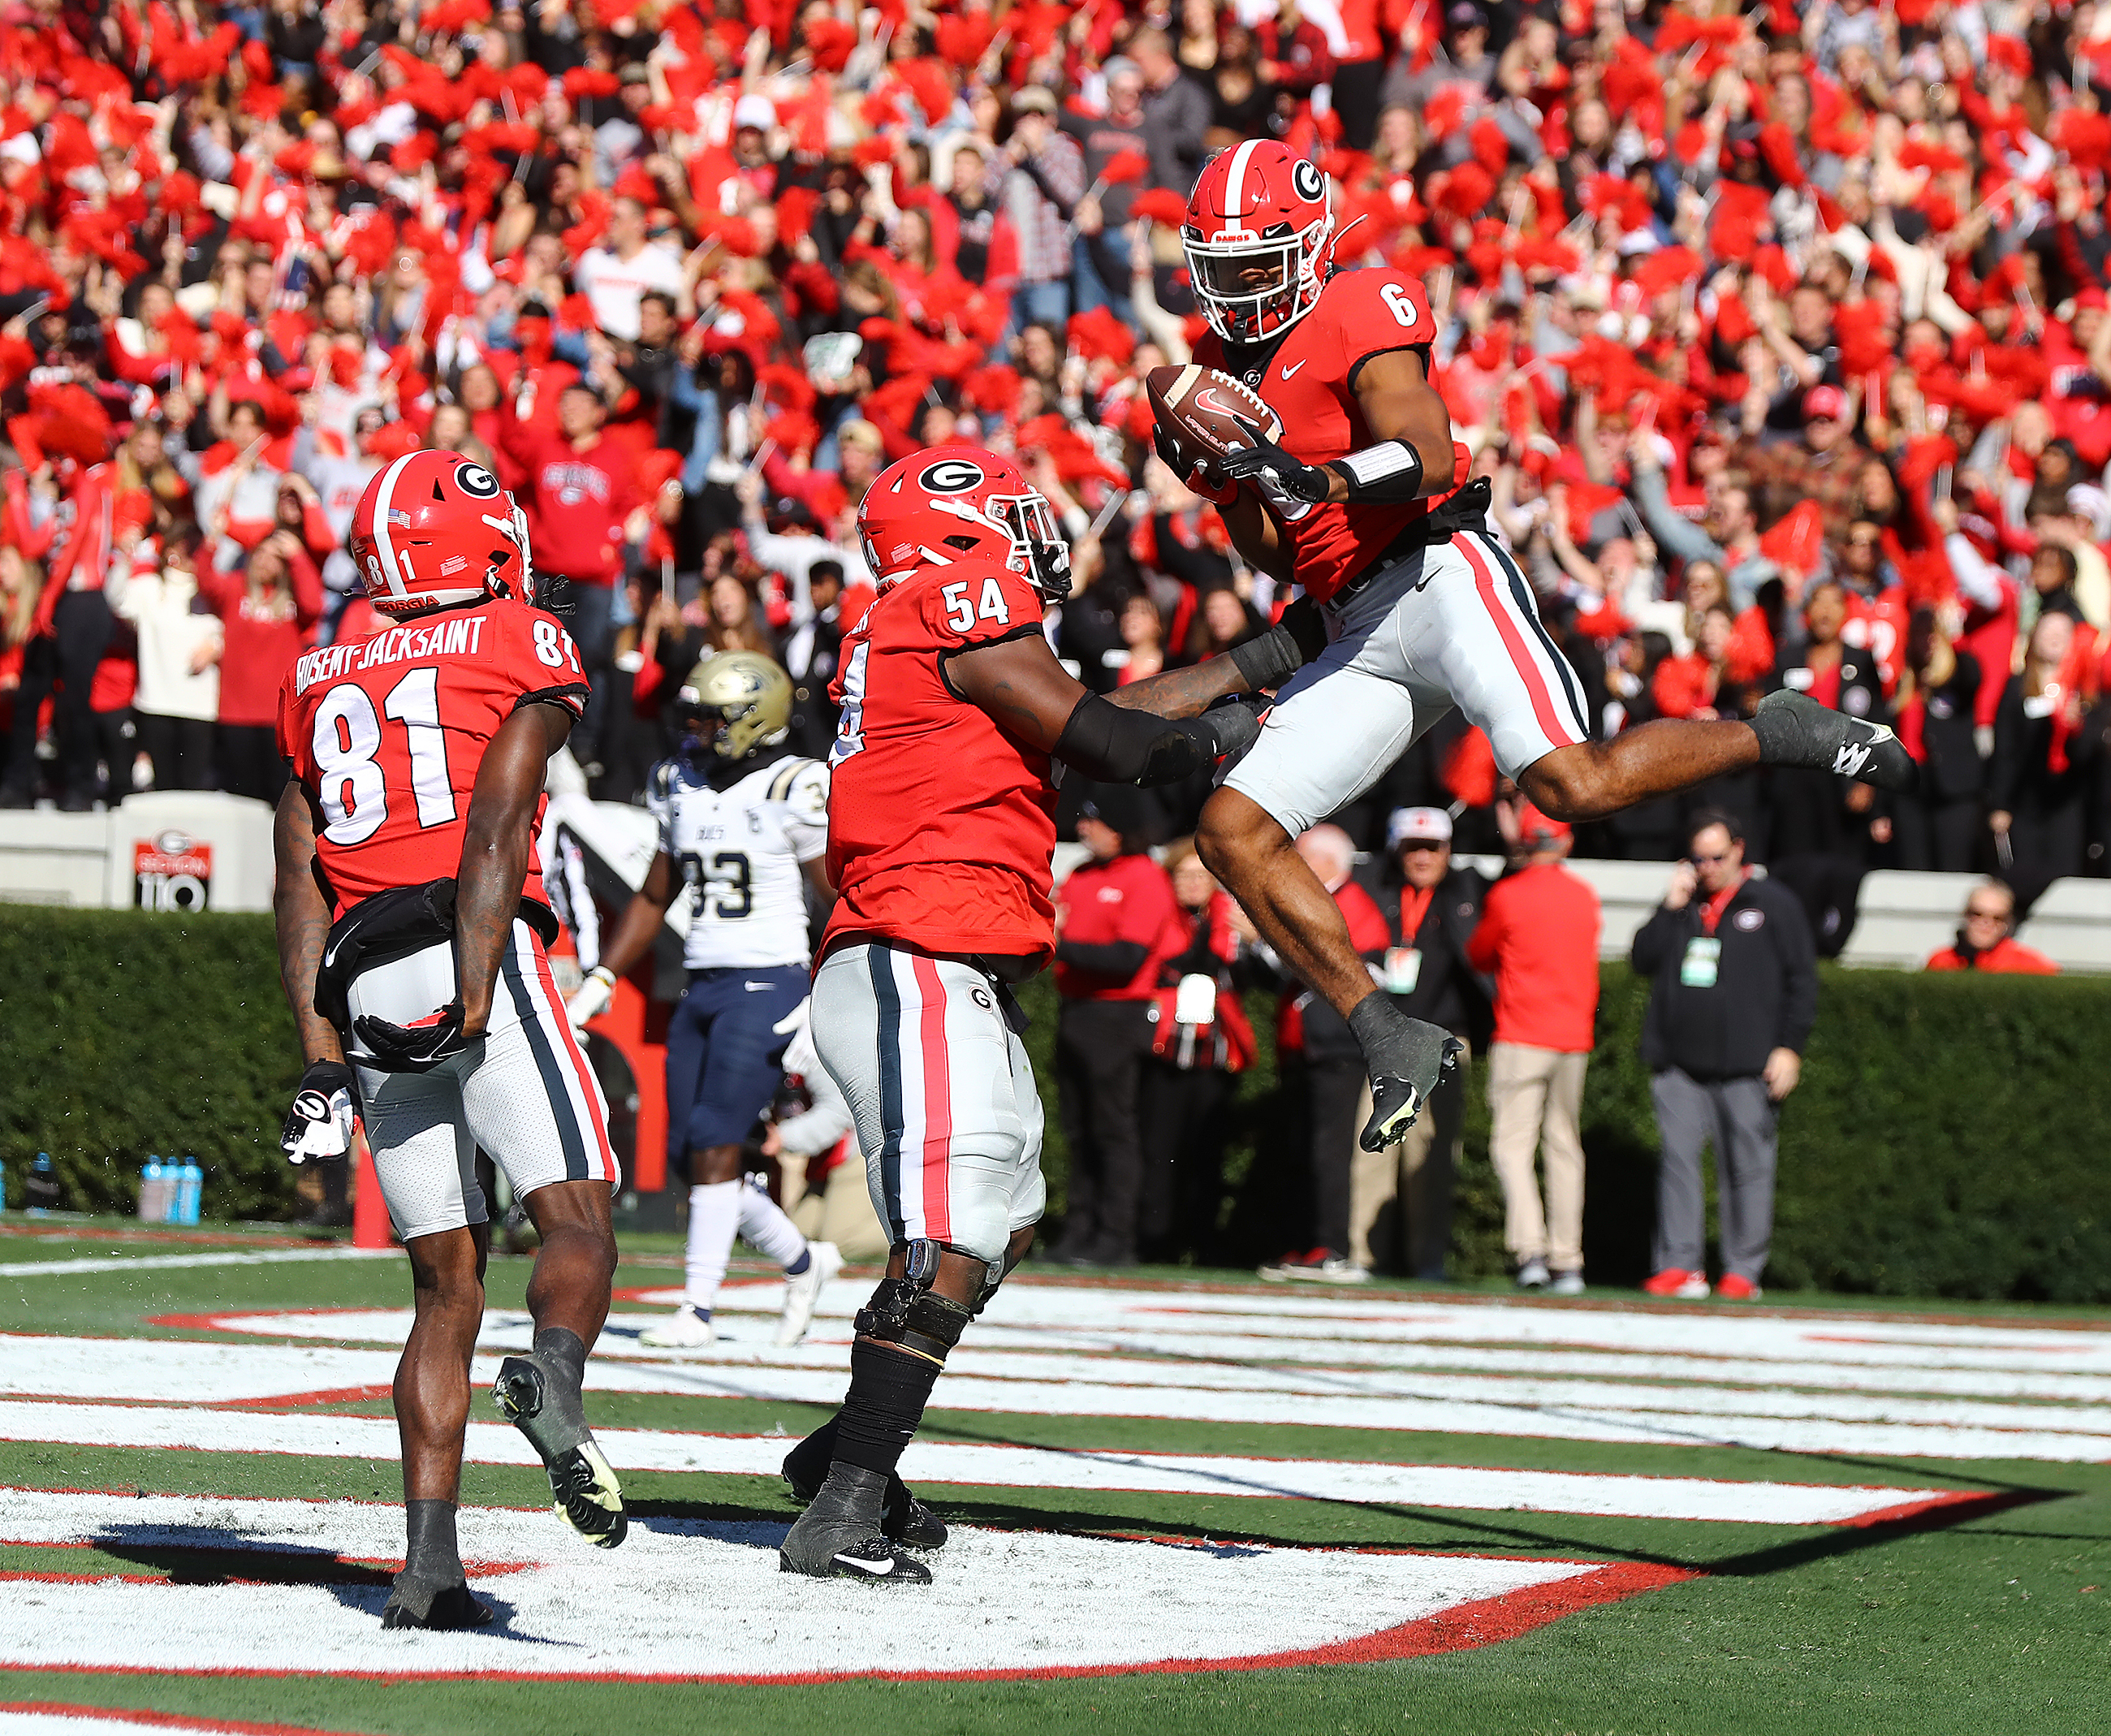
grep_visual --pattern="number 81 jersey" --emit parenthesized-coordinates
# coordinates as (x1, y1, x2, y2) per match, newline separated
(276, 602, 589, 918)
(647, 752, 830, 969)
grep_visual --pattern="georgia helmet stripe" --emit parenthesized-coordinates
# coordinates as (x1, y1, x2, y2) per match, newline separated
(366, 452, 421, 601)
(1223, 138, 1262, 218)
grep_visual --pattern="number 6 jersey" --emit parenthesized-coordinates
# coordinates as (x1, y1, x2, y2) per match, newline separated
(275, 601, 589, 918)
(647, 750, 829, 969)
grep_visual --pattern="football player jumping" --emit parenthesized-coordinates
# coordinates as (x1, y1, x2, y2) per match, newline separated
(274, 451, 627, 1630)
(1168, 140, 1911, 1151)
(776, 446, 1323, 1582)
(568, 650, 844, 1351)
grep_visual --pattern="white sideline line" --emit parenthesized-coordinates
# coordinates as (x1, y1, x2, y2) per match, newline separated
(0, 1247, 392, 1279)
(0, 1382, 2101, 1464)
(0, 1402, 1964, 1524)
(637, 1282, 2111, 1375)
(9, 1333, 2109, 1440)
(205, 1307, 2111, 1405)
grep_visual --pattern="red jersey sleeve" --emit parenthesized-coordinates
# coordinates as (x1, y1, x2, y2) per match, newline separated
(486, 603, 593, 720)
(916, 561, 1047, 652)
(1319, 269, 1438, 386)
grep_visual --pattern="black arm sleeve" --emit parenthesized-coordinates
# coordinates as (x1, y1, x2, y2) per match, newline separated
(1052, 691, 1221, 787)
(1056, 939, 1150, 978)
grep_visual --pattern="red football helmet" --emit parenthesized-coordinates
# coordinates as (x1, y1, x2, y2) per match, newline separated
(1184, 140, 1335, 345)
(347, 451, 536, 617)
(857, 446, 1071, 601)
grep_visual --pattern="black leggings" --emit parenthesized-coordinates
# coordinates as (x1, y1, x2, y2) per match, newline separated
(5, 589, 112, 799)
(216, 722, 288, 803)
(137, 712, 216, 792)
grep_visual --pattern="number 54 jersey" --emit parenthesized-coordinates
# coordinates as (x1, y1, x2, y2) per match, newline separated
(276, 602, 589, 918)
(647, 752, 830, 969)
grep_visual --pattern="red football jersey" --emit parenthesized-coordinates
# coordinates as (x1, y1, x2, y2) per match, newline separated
(1194, 266, 1443, 604)
(275, 602, 589, 918)
(822, 560, 1059, 965)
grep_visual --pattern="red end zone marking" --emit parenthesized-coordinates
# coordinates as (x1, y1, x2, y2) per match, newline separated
(1837, 1488, 2035, 1530)
(216, 1387, 395, 1411)
(0, 1702, 348, 1735)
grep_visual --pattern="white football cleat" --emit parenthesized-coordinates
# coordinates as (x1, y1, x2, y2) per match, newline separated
(776, 1242, 844, 1346)
(639, 1304, 716, 1350)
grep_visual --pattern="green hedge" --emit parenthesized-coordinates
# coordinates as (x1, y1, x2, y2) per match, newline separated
(3, 909, 2107, 1300)
(0, 911, 303, 1223)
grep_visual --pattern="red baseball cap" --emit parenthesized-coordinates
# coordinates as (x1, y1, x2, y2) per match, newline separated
(1804, 385, 1849, 422)
(1513, 801, 1572, 847)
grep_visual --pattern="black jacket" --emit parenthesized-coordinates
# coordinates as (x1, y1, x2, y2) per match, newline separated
(1630, 873, 1818, 1080)
(1376, 865, 1494, 1048)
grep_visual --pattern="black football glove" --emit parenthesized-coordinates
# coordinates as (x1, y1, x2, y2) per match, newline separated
(1202, 696, 1267, 762)
(1217, 439, 1334, 504)
(280, 1060, 356, 1163)
(353, 1000, 473, 1072)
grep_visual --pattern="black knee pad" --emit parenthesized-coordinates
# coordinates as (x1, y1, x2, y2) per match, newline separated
(854, 1241, 982, 1362)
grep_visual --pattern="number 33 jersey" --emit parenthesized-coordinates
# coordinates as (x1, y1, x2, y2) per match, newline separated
(647, 752, 829, 969)
(276, 602, 589, 918)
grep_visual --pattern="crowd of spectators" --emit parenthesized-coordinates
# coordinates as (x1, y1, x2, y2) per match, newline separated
(2, 0, 2111, 905)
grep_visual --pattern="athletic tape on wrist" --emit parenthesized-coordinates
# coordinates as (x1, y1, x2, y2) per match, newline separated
(1333, 439, 1425, 503)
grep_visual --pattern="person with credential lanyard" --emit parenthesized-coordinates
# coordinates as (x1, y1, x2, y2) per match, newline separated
(1350, 808, 1491, 1281)
(1629, 807, 1819, 1302)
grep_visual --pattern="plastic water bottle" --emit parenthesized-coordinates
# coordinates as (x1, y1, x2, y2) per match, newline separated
(25, 1152, 58, 1216)
(176, 1161, 203, 1226)
(140, 1159, 166, 1224)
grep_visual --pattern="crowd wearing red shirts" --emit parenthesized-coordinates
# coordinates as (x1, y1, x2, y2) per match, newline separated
(3, 0, 2111, 922)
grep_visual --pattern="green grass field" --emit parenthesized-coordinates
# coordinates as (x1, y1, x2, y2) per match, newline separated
(0, 1217, 2105, 1736)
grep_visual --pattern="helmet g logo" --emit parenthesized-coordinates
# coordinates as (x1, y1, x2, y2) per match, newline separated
(455, 462, 500, 498)
(1292, 159, 1324, 202)
(919, 458, 986, 494)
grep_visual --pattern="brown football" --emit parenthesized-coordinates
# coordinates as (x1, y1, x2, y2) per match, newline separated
(1146, 363, 1284, 470)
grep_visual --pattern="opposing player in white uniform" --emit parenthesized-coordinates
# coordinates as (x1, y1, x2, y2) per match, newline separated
(568, 652, 844, 1346)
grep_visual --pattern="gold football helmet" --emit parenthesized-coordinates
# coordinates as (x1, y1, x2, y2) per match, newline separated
(677, 650, 793, 759)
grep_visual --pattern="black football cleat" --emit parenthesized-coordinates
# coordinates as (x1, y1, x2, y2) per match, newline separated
(780, 1462, 935, 1583)
(783, 1456, 948, 1550)
(494, 1352, 628, 1549)
(779, 1534, 934, 1585)
(1357, 1023, 1465, 1153)
(1751, 689, 1915, 792)
(381, 1577, 494, 1630)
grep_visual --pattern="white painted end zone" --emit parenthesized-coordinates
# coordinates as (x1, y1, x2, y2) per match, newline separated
(186, 1308, 2111, 1404)
(0, 1400, 1964, 1526)
(0, 1490, 1599, 1681)
(6, 1335, 2105, 1458)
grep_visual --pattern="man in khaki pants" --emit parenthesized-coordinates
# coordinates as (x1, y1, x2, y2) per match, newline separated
(1349, 808, 1492, 1281)
(1466, 803, 1601, 1293)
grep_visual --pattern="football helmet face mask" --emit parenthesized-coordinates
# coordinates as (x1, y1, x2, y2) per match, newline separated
(348, 451, 537, 618)
(676, 650, 794, 762)
(857, 446, 1072, 602)
(1184, 140, 1334, 346)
